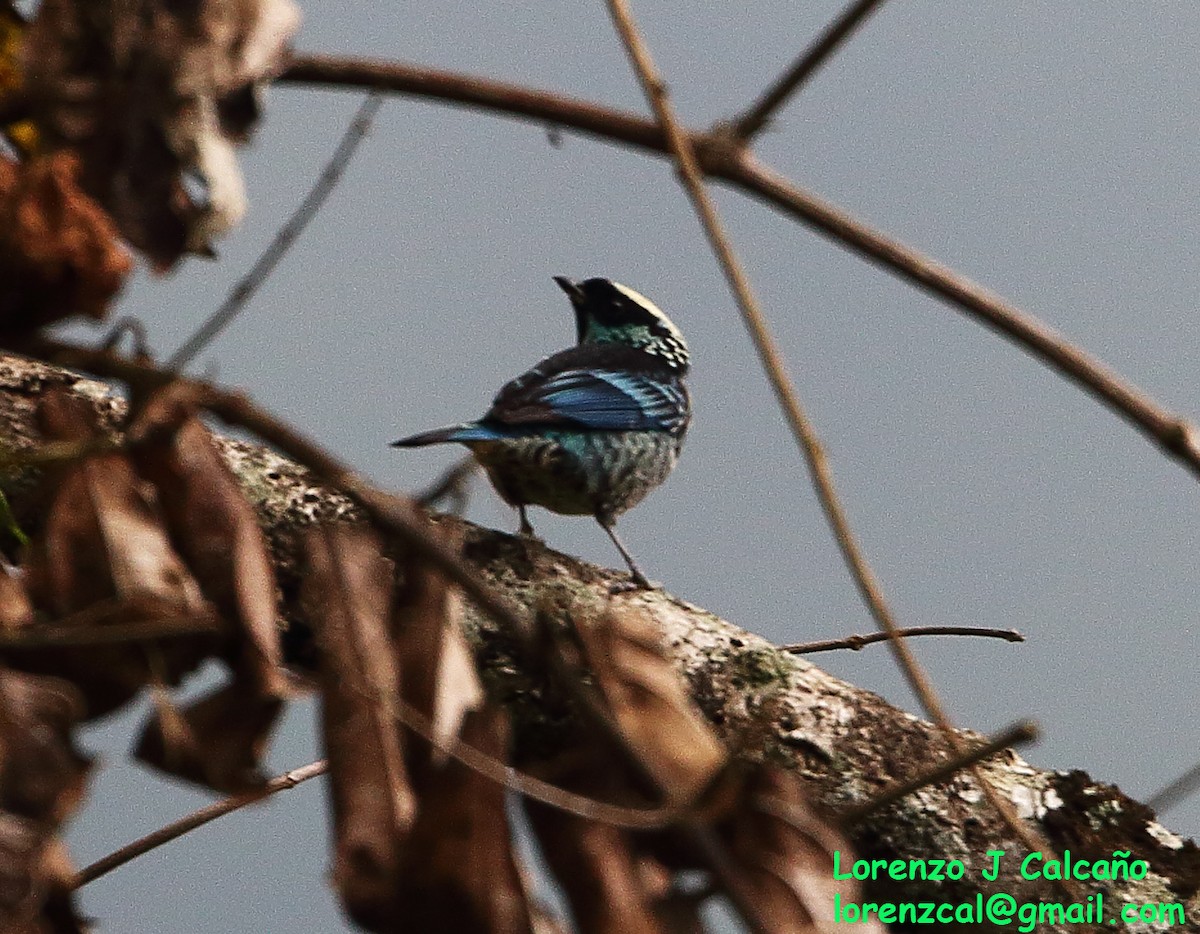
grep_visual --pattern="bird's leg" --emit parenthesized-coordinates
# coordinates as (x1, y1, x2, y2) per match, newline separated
(598, 518, 655, 591)
(517, 505, 536, 538)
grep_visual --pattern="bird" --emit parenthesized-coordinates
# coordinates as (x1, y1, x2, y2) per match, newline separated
(392, 276, 691, 589)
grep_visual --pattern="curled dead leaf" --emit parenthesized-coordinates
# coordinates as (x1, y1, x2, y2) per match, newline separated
(570, 599, 727, 808)
(391, 523, 483, 772)
(717, 766, 885, 934)
(392, 704, 537, 934)
(28, 389, 209, 617)
(309, 519, 537, 931)
(130, 390, 287, 699)
(134, 678, 283, 793)
(24, 0, 300, 268)
(0, 669, 88, 933)
(525, 759, 679, 934)
(14, 389, 217, 717)
(387, 530, 532, 930)
(0, 152, 130, 336)
(303, 523, 415, 926)
(123, 391, 288, 792)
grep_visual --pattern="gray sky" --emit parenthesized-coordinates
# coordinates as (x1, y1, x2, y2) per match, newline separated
(64, 2, 1200, 930)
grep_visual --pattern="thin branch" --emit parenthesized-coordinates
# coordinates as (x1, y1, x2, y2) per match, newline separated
(415, 453, 478, 513)
(75, 685, 684, 889)
(840, 719, 1039, 825)
(0, 437, 121, 468)
(166, 93, 383, 371)
(73, 759, 329, 888)
(0, 616, 219, 648)
(603, 0, 943, 786)
(99, 318, 151, 357)
(782, 625, 1025, 654)
(276, 53, 1200, 484)
(1148, 761, 1200, 815)
(599, 6, 876, 930)
(279, 54, 666, 153)
(731, 155, 1200, 477)
(728, 0, 888, 140)
(600, 1, 1086, 906)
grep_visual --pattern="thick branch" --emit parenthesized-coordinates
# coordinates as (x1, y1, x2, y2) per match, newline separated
(4, 354, 1199, 929)
(277, 53, 1200, 483)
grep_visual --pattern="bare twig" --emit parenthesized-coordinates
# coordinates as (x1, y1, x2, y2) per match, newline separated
(601, 0, 1086, 908)
(731, 156, 1200, 476)
(74, 673, 684, 890)
(728, 0, 888, 140)
(782, 625, 1024, 654)
(73, 759, 330, 888)
(415, 453, 478, 513)
(599, 7, 859, 931)
(277, 54, 1200, 484)
(840, 720, 1039, 825)
(166, 93, 384, 371)
(0, 437, 121, 468)
(0, 616, 219, 648)
(602, 0, 941, 776)
(100, 318, 151, 357)
(280, 55, 666, 152)
(1148, 761, 1200, 815)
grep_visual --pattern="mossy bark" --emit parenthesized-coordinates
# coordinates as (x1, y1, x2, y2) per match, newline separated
(2, 352, 1196, 932)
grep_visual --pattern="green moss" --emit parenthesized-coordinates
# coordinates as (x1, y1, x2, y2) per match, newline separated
(0, 489, 27, 547)
(728, 644, 792, 689)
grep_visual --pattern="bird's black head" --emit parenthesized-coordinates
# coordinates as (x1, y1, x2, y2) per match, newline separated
(553, 276, 690, 372)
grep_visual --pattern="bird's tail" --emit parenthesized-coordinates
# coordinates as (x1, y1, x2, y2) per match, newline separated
(390, 422, 504, 447)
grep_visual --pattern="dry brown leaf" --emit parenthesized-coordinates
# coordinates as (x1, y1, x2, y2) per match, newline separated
(526, 776, 672, 934)
(29, 389, 209, 616)
(134, 678, 283, 793)
(0, 669, 88, 933)
(572, 600, 726, 807)
(124, 395, 287, 791)
(15, 389, 217, 717)
(19, 839, 85, 934)
(0, 568, 33, 630)
(392, 524, 483, 769)
(311, 520, 533, 931)
(303, 523, 415, 925)
(368, 529, 533, 931)
(718, 766, 885, 934)
(24, 0, 300, 268)
(393, 704, 537, 934)
(0, 152, 131, 336)
(131, 392, 287, 698)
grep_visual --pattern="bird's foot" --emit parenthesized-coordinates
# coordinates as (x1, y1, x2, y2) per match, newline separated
(516, 507, 540, 540)
(517, 525, 542, 543)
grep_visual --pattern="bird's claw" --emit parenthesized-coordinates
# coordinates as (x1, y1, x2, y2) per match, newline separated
(608, 576, 661, 594)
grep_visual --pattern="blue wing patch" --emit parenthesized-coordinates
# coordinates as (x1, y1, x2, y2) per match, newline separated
(487, 368, 689, 434)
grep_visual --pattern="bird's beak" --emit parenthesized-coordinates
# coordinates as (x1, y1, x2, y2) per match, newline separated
(555, 276, 589, 343)
(553, 276, 584, 302)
